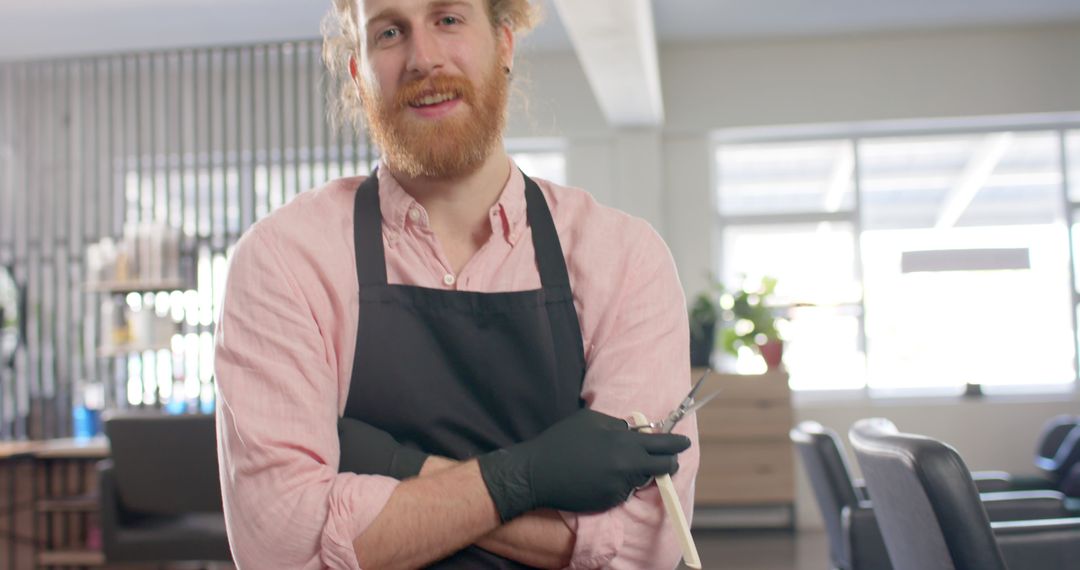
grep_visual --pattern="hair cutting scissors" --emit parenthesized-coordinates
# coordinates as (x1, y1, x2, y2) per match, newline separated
(630, 369, 719, 433)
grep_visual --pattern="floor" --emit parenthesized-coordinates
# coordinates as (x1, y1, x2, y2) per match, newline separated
(680, 529, 830, 570)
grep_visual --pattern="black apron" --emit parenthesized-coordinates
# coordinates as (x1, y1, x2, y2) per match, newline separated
(343, 171, 586, 568)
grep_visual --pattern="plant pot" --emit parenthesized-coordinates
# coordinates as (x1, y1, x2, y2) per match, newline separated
(759, 339, 783, 370)
(689, 323, 715, 368)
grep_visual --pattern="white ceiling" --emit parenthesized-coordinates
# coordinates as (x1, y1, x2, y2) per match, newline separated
(2, 0, 1080, 60)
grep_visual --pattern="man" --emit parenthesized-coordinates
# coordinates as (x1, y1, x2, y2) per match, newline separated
(214, 0, 699, 568)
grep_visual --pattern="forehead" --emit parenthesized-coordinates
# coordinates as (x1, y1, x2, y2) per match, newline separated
(358, 0, 487, 24)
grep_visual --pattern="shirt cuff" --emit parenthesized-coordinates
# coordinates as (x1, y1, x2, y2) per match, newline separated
(559, 509, 623, 569)
(320, 473, 400, 569)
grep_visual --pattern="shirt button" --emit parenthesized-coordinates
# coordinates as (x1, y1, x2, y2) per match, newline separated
(443, 274, 456, 286)
(408, 208, 421, 222)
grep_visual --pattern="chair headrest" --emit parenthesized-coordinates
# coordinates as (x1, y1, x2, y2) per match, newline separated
(104, 411, 222, 514)
(849, 418, 1006, 570)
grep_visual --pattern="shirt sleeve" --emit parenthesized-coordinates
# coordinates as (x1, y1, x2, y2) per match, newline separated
(564, 223, 700, 570)
(214, 225, 399, 569)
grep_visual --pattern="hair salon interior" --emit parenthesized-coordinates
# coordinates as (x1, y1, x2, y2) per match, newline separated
(2, 1, 1080, 569)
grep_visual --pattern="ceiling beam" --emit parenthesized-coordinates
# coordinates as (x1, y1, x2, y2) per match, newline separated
(935, 133, 1013, 228)
(551, 0, 664, 127)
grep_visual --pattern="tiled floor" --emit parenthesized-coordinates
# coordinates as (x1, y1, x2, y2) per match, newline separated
(680, 529, 830, 570)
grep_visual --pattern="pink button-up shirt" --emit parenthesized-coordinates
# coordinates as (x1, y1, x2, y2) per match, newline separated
(214, 162, 699, 569)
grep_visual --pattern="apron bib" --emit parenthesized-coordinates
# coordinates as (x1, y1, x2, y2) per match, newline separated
(344, 172, 586, 568)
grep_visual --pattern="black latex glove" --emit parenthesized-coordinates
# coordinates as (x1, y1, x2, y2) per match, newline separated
(337, 416, 429, 480)
(477, 408, 691, 522)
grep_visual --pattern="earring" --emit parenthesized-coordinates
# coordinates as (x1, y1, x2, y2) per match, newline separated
(503, 65, 511, 75)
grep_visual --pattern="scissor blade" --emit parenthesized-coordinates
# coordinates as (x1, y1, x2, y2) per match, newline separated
(661, 389, 721, 433)
(684, 369, 711, 402)
(684, 390, 721, 416)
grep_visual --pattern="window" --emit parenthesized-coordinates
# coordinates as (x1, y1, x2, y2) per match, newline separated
(715, 122, 1080, 393)
(717, 139, 864, 390)
(506, 138, 567, 185)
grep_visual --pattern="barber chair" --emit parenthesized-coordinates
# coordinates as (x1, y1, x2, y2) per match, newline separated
(791, 421, 1077, 570)
(1036, 418, 1080, 494)
(98, 411, 232, 564)
(848, 418, 1080, 570)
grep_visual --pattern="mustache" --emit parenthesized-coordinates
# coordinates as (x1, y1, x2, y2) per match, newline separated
(394, 74, 476, 110)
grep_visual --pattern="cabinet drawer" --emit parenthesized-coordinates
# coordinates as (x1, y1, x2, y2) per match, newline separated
(694, 368, 791, 399)
(695, 441, 794, 505)
(696, 397, 794, 440)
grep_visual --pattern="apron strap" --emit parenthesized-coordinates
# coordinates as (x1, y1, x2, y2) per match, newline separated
(522, 173, 572, 289)
(354, 172, 388, 287)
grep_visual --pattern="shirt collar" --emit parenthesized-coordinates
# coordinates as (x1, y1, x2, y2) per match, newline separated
(375, 158, 529, 246)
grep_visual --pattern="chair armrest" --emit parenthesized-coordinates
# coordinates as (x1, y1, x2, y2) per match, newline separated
(96, 459, 120, 560)
(852, 479, 871, 501)
(981, 490, 1072, 522)
(842, 502, 894, 570)
(971, 470, 1014, 493)
(993, 517, 1080, 570)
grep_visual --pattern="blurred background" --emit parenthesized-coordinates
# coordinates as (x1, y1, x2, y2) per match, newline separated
(1, 1, 1079, 568)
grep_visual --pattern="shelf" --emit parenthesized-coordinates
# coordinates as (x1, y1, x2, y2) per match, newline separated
(33, 437, 110, 459)
(98, 343, 172, 357)
(38, 494, 99, 513)
(37, 550, 105, 566)
(85, 279, 189, 294)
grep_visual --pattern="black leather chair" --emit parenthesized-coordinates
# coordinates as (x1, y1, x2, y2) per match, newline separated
(849, 418, 1080, 570)
(1036, 418, 1080, 493)
(790, 421, 891, 570)
(98, 411, 232, 564)
(792, 421, 1078, 570)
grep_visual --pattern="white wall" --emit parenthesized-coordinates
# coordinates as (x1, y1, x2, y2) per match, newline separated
(512, 22, 1080, 529)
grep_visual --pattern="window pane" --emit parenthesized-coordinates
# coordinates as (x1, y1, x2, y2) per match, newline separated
(721, 224, 864, 389)
(861, 132, 1063, 230)
(783, 305, 865, 391)
(1069, 131, 1080, 202)
(722, 224, 861, 305)
(511, 152, 566, 186)
(716, 140, 855, 215)
(1074, 216, 1080, 291)
(860, 131, 1074, 390)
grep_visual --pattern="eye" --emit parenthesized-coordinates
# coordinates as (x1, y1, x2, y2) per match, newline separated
(437, 15, 461, 26)
(375, 26, 401, 43)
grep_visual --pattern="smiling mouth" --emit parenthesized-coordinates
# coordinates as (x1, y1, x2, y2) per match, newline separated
(408, 91, 461, 108)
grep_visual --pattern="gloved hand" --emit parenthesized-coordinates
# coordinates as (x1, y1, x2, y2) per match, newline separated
(477, 408, 691, 522)
(337, 417, 429, 480)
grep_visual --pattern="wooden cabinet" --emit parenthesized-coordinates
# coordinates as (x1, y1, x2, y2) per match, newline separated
(692, 369, 795, 514)
(0, 438, 108, 569)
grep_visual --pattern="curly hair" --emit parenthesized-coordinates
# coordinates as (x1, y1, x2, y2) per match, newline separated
(321, 0, 539, 133)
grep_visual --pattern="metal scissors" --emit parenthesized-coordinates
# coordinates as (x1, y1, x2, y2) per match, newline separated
(630, 369, 720, 433)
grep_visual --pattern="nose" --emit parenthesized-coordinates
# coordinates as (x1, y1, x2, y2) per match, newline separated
(406, 26, 445, 77)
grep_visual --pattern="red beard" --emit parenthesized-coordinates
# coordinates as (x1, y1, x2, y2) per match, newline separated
(361, 56, 508, 180)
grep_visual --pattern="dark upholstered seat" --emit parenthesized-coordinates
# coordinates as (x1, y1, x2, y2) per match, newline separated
(99, 411, 231, 563)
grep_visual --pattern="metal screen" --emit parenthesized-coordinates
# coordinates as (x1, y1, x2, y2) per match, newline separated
(0, 40, 373, 440)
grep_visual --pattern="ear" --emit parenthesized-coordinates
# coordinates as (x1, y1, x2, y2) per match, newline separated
(496, 22, 515, 73)
(348, 55, 363, 97)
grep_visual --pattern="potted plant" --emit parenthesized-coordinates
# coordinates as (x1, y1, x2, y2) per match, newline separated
(718, 275, 785, 370)
(688, 290, 719, 368)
